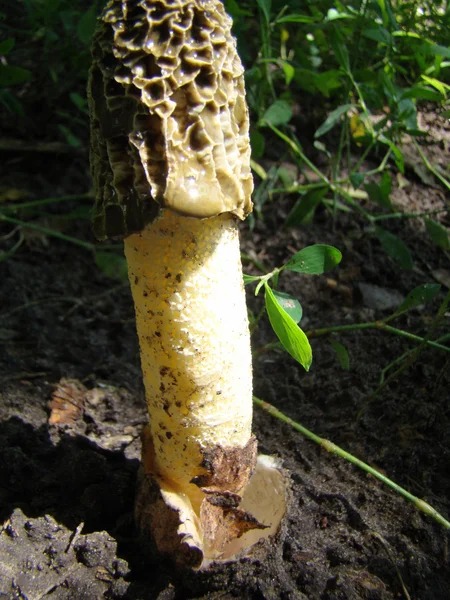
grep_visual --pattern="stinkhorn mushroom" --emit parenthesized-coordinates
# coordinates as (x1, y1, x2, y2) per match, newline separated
(88, 0, 286, 568)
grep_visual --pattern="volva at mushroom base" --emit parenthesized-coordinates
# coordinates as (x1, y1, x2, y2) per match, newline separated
(88, 0, 287, 568)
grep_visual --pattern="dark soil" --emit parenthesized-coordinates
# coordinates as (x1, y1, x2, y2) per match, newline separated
(1, 127, 450, 598)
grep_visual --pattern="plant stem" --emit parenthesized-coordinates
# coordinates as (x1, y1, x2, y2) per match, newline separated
(366, 290, 450, 401)
(241, 253, 266, 273)
(253, 318, 450, 358)
(332, 185, 373, 220)
(413, 139, 450, 198)
(379, 333, 450, 383)
(250, 305, 267, 336)
(2, 193, 93, 213)
(0, 214, 94, 251)
(372, 208, 449, 221)
(0, 231, 24, 262)
(253, 396, 450, 530)
(351, 140, 376, 174)
(268, 124, 331, 186)
(305, 321, 450, 353)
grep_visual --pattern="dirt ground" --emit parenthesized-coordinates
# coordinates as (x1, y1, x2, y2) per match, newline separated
(1, 113, 450, 598)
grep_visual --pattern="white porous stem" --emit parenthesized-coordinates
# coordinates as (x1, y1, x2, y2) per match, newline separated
(124, 209, 253, 504)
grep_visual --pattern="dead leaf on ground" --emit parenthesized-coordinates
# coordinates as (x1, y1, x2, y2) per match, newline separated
(49, 378, 87, 425)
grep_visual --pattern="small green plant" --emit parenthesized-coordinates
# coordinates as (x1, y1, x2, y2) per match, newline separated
(246, 248, 449, 388)
(227, 0, 450, 257)
(247, 246, 450, 531)
(244, 244, 343, 370)
(2, 1, 99, 140)
(0, 193, 127, 281)
(0, 38, 32, 116)
(244, 242, 450, 531)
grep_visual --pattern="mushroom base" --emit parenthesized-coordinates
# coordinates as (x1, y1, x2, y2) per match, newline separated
(135, 431, 288, 569)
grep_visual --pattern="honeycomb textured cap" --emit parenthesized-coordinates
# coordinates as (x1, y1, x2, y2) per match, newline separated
(89, 0, 253, 239)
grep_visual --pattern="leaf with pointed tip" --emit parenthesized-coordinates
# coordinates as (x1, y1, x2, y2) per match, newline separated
(261, 100, 292, 127)
(315, 104, 352, 138)
(95, 252, 128, 281)
(425, 219, 450, 250)
(364, 173, 393, 211)
(329, 339, 350, 370)
(265, 285, 312, 371)
(375, 227, 413, 270)
(285, 187, 329, 227)
(350, 173, 365, 190)
(396, 283, 441, 313)
(285, 245, 342, 275)
(272, 290, 303, 323)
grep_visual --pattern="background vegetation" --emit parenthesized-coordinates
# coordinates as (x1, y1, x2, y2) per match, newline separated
(2, 0, 449, 373)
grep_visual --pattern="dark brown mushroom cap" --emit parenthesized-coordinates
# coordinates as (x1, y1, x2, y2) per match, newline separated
(88, 0, 253, 240)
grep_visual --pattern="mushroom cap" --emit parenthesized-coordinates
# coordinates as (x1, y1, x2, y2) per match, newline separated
(89, 0, 253, 240)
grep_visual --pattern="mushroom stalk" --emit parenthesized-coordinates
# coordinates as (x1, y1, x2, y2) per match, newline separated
(124, 209, 253, 510)
(89, 0, 287, 568)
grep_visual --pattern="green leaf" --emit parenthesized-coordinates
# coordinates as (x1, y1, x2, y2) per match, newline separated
(58, 124, 82, 148)
(421, 42, 450, 60)
(425, 218, 450, 250)
(315, 103, 352, 138)
(0, 89, 24, 116)
(285, 244, 342, 275)
(350, 173, 365, 189)
(255, 0, 271, 23)
(379, 135, 404, 173)
(313, 140, 331, 159)
(95, 251, 128, 281)
(77, 6, 98, 45)
(362, 27, 391, 44)
(0, 39, 15, 55)
(276, 14, 318, 24)
(243, 273, 261, 285)
(70, 92, 88, 114)
(364, 173, 393, 211)
(272, 290, 302, 323)
(326, 8, 352, 21)
(329, 339, 350, 370)
(281, 61, 295, 86)
(396, 283, 441, 313)
(250, 159, 267, 181)
(0, 65, 31, 87)
(265, 284, 312, 371)
(330, 27, 350, 72)
(375, 227, 413, 270)
(421, 75, 450, 98)
(250, 129, 265, 159)
(402, 86, 444, 102)
(224, 0, 253, 18)
(380, 171, 392, 198)
(398, 97, 418, 131)
(285, 187, 329, 226)
(261, 100, 292, 127)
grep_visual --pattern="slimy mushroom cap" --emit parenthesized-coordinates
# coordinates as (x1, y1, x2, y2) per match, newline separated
(89, 0, 253, 240)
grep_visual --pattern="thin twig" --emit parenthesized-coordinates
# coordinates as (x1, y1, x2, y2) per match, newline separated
(253, 396, 450, 530)
(0, 214, 94, 250)
(413, 139, 450, 199)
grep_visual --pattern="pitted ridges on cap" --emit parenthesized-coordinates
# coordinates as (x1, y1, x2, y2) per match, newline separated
(89, 0, 253, 239)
